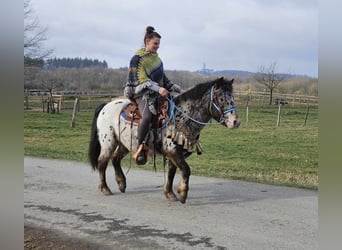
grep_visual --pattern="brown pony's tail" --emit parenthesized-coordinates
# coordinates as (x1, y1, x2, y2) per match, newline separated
(88, 103, 106, 171)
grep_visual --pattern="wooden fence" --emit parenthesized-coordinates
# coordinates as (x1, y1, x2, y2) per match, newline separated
(234, 91, 318, 107)
(24, 91, 318, 112)
(24, 92, 121, 112)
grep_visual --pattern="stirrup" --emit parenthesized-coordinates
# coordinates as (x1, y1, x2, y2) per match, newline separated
(132, 144, 147, 165)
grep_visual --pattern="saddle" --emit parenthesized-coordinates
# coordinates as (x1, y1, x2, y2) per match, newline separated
(120, 97, 171, 129)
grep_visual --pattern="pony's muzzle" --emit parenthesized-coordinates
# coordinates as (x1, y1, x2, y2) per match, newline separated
(225, 113, 240, 129)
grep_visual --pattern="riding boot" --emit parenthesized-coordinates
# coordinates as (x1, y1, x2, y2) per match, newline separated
(132, 143, 147, 165)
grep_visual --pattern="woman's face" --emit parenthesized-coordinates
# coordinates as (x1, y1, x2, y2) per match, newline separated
(145, 37, 160, 53)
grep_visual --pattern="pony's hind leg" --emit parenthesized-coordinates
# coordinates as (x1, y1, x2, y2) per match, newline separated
(97, 141, 118, 195)
(163, 160, 178, 202)
(112, 145, 129, 193)
(97, 156, 113, 195)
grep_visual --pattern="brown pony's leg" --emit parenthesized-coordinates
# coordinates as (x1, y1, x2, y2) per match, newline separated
(168, 152, 191, 203)
(97, 157, 113, 195)
(112, 145, 128, 193)
(176, 160, 191, 204)
(163, 160, 178, 202)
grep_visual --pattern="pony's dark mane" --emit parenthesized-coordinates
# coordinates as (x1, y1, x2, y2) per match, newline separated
(174, 77, 233, 104)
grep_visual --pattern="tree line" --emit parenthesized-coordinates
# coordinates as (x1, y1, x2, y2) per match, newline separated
(46, 57, 108, 69)
(24, 66, 210, 94)
(24, 65, 317, 97)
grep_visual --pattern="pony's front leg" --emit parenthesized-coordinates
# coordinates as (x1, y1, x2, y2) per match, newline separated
(163, 160, 178, 202)
(177, 160, 191, 204)
(168, 153, 191, 203)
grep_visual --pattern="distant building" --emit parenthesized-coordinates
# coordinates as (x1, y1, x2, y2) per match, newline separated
(197, 63, 214, 75)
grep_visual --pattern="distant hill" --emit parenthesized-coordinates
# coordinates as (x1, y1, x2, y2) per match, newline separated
(195, 68, 301, 79)
(204, 69, 254, 77)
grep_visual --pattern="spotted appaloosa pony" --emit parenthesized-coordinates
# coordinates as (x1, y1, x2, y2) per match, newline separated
(88, 77, 240, 203)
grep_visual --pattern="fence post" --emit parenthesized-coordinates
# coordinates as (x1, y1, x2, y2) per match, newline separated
(42, 96, 45, 112)
(276, 103, 281, 127)
(24, 89, 29, 110)
(87, 95, 91, 109)
(246, 97, 250, 127)
(59, 95, 62, 112)
(304, 102, 310, 126)
(70, 98, 79, 128)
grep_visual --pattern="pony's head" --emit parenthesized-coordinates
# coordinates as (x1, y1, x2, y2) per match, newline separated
(209, 77, 240, 129)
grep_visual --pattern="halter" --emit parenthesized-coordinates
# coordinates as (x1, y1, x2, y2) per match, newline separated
(209, 85, 236, 124)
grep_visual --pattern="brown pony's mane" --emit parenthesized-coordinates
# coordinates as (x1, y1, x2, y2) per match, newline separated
(174, 77, 233, 104)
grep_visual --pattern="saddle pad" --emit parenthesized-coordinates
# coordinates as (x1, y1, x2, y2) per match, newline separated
(120, 102, 141, 123)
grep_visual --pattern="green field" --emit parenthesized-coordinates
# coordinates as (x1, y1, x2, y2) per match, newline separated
(24, 104, 318, 189)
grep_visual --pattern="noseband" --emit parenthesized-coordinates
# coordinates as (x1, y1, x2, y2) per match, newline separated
(209, 85, 236, 124)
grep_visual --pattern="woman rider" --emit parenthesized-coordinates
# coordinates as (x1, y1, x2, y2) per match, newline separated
(124, 26, 182, 165)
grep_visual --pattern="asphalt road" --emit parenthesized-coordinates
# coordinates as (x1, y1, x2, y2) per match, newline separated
(24, 157, 317, 250)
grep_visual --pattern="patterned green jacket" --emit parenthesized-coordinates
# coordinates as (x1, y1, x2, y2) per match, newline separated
(125, 48, 179, 98)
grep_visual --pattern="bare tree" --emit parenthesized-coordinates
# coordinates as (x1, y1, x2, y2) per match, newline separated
(254, 61, 287, 105)
(24, 0, 53, 66)
(38, 71, 64, 113)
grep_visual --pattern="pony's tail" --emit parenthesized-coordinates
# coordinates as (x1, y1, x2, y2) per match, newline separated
(88, 103, 107, 171)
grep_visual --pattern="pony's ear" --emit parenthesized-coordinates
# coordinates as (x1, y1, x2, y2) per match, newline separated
(215, 77, 225, 86)
(231, 78, 234, 84)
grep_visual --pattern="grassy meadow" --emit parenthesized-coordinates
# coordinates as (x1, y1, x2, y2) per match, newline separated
(24, 104, 318, 189)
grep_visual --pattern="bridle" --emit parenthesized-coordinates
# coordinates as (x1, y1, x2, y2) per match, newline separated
(209, 85, 236, 124)
(167, 84, 236, 127)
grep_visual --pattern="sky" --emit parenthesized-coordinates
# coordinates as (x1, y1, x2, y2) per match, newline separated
(29, 0, 318, 77)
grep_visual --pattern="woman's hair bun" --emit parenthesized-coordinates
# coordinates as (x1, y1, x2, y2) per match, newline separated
(146, 26, 155, 34)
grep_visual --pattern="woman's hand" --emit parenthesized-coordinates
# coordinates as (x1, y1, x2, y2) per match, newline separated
(158, 87, 169, 96)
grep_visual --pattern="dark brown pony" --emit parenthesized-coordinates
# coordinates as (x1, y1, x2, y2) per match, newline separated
(88, 77, 240, 203)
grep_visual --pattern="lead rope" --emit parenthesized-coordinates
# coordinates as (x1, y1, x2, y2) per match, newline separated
(163, 153, 167, 185)
(125, 118, 134, 175)
(118, 112, 131, 176)
(153, 129, 157, 172)
(152, 99, 159, 172)
(161, 123, 167, 185)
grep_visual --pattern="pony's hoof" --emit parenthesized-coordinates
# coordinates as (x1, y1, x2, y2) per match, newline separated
(99, 186, 113, 195)
(119, 186, 126, 193)
(102, 190, 113, 195)
(177, 185, 188, 204)
(165, 192, 178, 202)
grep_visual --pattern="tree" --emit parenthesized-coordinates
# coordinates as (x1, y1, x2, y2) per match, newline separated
(254, 61, 288, 105)
(38, 71, 64, 113)
(24, 0, 53, 67)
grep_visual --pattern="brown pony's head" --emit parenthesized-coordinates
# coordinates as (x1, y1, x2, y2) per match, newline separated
(209, 77, 240, 129)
